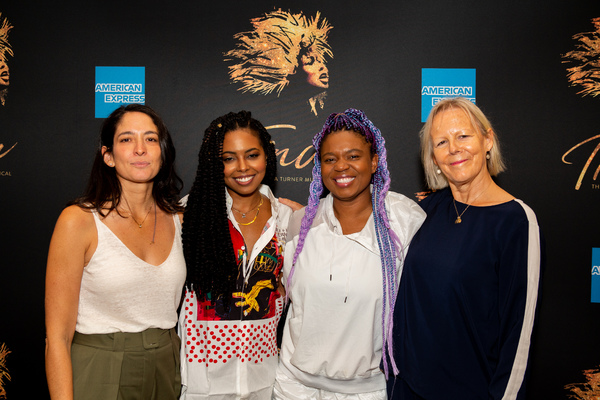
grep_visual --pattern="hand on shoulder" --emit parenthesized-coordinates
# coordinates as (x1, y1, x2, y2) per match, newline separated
(278, 197, 304, 212)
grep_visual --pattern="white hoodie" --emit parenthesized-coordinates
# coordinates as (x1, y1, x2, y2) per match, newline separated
(278, 191, 425, 394)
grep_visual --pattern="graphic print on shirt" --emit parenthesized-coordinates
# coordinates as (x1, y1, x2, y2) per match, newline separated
(233, 279, 275, 317)
(182, 223, 284, 365)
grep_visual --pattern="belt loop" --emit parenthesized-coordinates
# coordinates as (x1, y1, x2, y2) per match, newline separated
(143, 328, 160, 350)
(113, 332, 125, 351)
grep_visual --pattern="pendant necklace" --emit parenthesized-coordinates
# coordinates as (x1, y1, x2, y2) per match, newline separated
(453, 187, 487, 224)
(233, 196, 263, 226)
(123, 198, 157, 244)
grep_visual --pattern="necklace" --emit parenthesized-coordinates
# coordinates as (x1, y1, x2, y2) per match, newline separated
(123, 197, 153, 228)
(452, 188, 486, 224)
(233, 196, 264, 226)
(232, 195, 263, 218)
(123, 198, 157, 244)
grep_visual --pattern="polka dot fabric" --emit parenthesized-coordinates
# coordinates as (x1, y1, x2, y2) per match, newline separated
(177, 193, 293, 398)
(179, 288, 285, 397)
(183, 290, 283, 365)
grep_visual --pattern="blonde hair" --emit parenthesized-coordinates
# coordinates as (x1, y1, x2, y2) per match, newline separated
(224, 9, 332, 96)
(420, 97, 506, 190)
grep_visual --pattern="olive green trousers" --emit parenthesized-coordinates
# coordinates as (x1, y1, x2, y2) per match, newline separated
(71, 328, 181, 400)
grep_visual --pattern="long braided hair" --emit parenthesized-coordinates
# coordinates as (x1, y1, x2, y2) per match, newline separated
(286, 108, 403, 377)
(183, 111, 277, 307)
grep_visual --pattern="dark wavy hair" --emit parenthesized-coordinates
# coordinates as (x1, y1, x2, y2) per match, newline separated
(183, 110, 277, 305)
(70, 104, 184, 215)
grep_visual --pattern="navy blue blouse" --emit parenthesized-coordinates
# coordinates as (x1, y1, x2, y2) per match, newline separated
(390, 188, 542, 400)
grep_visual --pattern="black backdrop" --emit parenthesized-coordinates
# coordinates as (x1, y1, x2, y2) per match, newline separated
(1, 1, 600, 398)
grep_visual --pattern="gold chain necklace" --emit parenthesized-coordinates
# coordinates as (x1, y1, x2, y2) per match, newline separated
(233, 196, 263, 226)
(122, 197, 157, 244)
(231, 195, 263, 218)
(123, 197, 153, 228)
(452, 188, 486, 224)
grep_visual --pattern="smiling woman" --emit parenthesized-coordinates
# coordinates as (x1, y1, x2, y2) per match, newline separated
(430, 108, 493, 191)
(388, 97, 543, 399)
(179, 110, 293, 399)
(221, 127, 268, 199)
(320, 129, 378, 207)
(274, 109, 425, 399)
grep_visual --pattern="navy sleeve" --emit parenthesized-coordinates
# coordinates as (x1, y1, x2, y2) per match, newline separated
(490, 204, 542, 400)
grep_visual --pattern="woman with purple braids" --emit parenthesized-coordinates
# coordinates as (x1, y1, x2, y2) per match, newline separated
(273, 109, 425, 399)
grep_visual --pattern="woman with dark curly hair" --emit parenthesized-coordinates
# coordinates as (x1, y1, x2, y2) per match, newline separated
(45, 104, 186, 399)
(179, 110, 293, 399)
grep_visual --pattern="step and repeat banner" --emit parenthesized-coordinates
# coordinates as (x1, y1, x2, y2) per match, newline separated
(1, 1, 600, 398)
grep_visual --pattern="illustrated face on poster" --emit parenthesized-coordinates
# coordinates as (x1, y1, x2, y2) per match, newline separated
(300, 46, 329, 89)
(0, 13, 13, 106)
(224, 9, 333, 116)
(0, 12, 16, 163)
(562, 17, 600, 190)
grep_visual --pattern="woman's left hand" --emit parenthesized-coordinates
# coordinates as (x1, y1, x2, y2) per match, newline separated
(277, 272, 286, 297)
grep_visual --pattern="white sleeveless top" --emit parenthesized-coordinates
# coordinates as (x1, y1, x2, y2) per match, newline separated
(75, 211, 186, 334)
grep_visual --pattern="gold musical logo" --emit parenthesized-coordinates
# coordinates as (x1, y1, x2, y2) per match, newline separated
(266, 124, 315, 174)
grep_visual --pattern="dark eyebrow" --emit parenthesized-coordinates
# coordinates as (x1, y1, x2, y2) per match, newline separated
(222, 147, 261, 155)
(116, 130, 158, 137)
(323, 148, 364, 154)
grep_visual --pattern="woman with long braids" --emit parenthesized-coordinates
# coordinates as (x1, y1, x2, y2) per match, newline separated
(273, 109, 426, 399)
(45, 104, 186, 399)
(179, 111, 293, 399)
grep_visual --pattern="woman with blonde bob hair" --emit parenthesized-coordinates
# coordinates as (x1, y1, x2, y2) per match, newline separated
(388, 97, 543, 399)
(420, 97, 505, 190)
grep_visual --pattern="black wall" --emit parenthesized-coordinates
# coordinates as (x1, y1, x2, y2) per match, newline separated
(1, 1, 600, 398)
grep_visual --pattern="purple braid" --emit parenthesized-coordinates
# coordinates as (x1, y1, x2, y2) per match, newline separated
(286, 108, 404, 378)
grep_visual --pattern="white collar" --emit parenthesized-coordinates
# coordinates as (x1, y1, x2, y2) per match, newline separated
(317, 192, 380, 256)
(225, 184, 279, 216)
